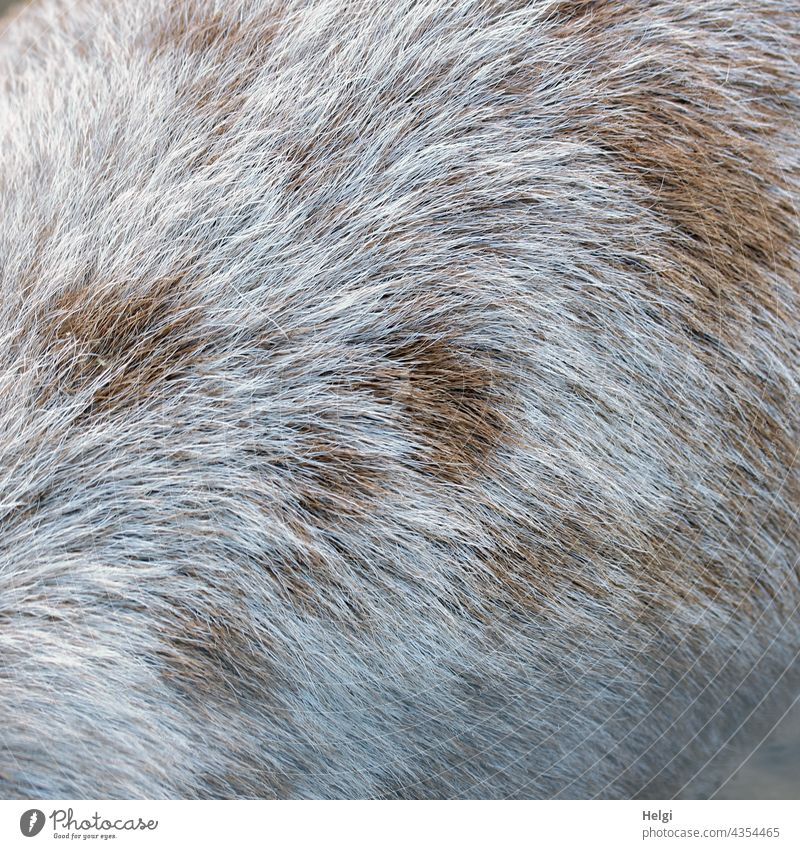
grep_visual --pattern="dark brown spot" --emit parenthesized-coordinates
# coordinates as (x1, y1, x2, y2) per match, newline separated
(359, 337, 513, 484)
(39, 270, 206, 415)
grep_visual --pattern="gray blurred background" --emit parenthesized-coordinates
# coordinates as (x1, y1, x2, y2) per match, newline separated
(0, 0, 798, 802)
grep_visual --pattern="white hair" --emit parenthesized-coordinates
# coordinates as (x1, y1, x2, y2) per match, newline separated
(0, 0, 797, 798)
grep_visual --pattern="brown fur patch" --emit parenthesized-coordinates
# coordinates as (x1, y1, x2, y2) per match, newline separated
(248, 332, 513, 527)
(525, 2, 799, 621)
(478, 497, 738, 629)
(40, 271, 206, 415)
(553, 3, 798, 314)
(155, 590, 293, 796)
(289, 433, 388, 520)
(359, 337, 513, 485)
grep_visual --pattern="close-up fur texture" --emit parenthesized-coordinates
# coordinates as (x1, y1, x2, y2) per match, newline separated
(0, 0, 798, 800)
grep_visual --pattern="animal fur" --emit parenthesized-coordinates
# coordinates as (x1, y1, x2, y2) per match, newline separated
(0, 0, 798, 799)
